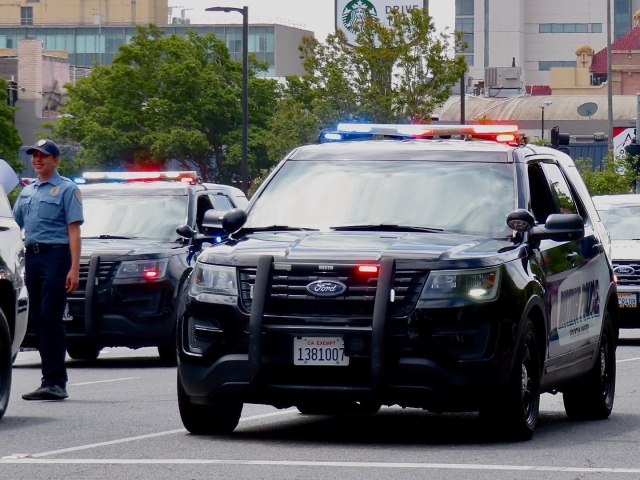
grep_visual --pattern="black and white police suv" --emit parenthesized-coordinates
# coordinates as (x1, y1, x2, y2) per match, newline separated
(0, 183, 29, 421)
(176, 124, 618, 440)
(21, 171, 247, 365)
(592, 194, 640, 325)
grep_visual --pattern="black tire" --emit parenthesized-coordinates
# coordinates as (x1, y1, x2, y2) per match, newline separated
(67, 341, 101, 361)
(563, 311, 616, 421)
(158, 330, 177, 366)
(0, 308, 13, 422)
(481, 319, 541, 441)
(177, 372, 243, 435)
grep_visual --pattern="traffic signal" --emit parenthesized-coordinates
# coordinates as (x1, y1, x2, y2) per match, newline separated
(550, 126, 570, 155)
(625, 139, 640, 159)
(6, 80, 18, 106)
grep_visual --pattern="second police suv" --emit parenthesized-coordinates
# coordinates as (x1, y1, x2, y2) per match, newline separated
(20, 171, 247, 364)
(176, 123, 618, 440)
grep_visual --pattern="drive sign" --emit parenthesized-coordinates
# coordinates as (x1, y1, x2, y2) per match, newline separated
(335, 0, 429, 45)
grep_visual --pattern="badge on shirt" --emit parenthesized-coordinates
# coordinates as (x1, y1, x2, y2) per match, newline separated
(50, 186, 60, 195)
(74, 189, 82, 205)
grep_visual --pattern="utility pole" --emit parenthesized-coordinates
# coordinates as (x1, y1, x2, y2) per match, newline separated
(607, 0, 614, 153)
(460, 74, 465, 125)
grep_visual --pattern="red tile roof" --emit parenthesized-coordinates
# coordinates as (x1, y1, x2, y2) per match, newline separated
(526, 85, 552, 96)
(591, 26, 640, 74)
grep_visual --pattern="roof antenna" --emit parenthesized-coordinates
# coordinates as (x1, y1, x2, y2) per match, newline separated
(512, 57, 516, 67)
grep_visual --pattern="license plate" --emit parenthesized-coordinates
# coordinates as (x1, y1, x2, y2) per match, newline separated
(618, 292, 637, 309)
(62, 303, 73, 321)
(293, 337, 349, 366)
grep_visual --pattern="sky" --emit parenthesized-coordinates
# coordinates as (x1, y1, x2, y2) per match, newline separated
(176, 0, 455, 40)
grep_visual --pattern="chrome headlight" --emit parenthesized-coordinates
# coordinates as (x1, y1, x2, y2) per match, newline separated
(420, 267, 501, 302)
(189, 263, 238, 305)
(115, 258, 168, 281)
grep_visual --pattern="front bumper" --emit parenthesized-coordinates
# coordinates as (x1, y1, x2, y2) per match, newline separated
(179, 257, 520, 412)
(23, 255, 176, 348)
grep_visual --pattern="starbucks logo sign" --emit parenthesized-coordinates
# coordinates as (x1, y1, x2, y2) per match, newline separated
(342, 0, 378, 34)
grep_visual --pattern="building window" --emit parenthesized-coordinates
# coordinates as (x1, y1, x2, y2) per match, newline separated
(539, 60, 577, 71)
(614, 0, 631, 39)
(590, 23, 603, 33)
(539, 23, 590, 33)
(21, 7, 33, 25)
(455, 0, 474, 16)
(455, 17, 474, 34)
(26, 0, 39, 2)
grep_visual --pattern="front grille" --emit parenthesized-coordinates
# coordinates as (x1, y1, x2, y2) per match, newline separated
(74, 260, 121, 294)
(239, 266, 427, 318)
(613, 261, 640, 286)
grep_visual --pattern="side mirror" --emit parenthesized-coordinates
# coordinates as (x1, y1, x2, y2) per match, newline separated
(530, 214, 585, 243)
(507, 209, 536, 232)
(222, 208, 247, 234)
(202, 209, 225, 235)
(176, 225, 194, 239)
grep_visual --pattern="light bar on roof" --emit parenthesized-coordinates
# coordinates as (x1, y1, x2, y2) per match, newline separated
(335, 123, 519, 139)
(76, 171, 198, 183)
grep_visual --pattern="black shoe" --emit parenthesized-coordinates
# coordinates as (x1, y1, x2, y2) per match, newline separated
(22, 385, 69, 401)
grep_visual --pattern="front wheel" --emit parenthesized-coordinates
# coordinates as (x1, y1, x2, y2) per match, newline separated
(0, 308, 13, 421)
(563, 311, 616, 420)
(177, 372, 243, 435)
(481, 319, 541, 441)
(67, 341, 101, 361)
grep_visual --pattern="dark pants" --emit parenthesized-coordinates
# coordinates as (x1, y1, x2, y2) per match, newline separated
(25, 247, 70, 388)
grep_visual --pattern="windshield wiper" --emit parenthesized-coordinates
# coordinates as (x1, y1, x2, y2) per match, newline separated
(83, 235, 141, 240)
(240, 225, 319, 233)
(331, 224, 447, 233)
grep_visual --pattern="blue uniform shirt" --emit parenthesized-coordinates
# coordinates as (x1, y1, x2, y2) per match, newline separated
(13, 171, 84, 246)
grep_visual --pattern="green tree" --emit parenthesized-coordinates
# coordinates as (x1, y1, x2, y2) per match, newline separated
(0, 77, 23, 176)
(299, 7, 467, 125)
(46, 25, 279, 182)
(575, 154, 639, 195)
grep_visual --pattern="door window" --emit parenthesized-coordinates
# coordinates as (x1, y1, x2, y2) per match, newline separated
(527, 164, 556, 224)
(540, 163, 578, 215)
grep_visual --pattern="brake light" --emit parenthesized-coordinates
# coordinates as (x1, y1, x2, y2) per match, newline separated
(144, 269, 159, 279)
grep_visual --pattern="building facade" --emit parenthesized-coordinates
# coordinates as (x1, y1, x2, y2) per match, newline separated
(0, 23, 312, 77)
(456, 0, 640, 89)
(0, 0, 168, 27)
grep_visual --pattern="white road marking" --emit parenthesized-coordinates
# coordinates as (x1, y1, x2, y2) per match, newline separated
(617, 356, 640, 364)
(2, 459, 640, 473)
(29, 409, 298, 458)
(68, 377, 139, 386)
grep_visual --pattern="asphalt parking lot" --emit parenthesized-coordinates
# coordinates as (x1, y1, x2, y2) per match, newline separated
(3, 332, 640, 480)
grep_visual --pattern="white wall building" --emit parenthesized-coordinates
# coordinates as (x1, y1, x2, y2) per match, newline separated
(455, 0, 640, 88)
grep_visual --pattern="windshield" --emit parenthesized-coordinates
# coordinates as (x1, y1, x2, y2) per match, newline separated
(246, 161, 516, 238)
(597, 205, 640, 240)
(81, 195, 188, 241)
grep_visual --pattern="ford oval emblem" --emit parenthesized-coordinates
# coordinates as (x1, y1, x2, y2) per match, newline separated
(614, 266, 635, 276)
(306, 279, 347, 297)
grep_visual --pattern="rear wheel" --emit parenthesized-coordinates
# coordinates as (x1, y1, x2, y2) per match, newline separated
(0, 308, 13, 421)
(481, 319, 540, 441)
(563, 311, 616, 420)
(66, 341, 101, 361)
(177, 372, 243, 435)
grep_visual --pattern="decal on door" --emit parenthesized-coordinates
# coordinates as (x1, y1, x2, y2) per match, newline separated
(556, 279, 599, 345)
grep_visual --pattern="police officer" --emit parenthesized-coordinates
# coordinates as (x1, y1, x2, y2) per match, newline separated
(13, 139, 84, 401)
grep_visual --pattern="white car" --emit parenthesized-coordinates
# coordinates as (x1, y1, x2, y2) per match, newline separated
(593, 195, 640, 325)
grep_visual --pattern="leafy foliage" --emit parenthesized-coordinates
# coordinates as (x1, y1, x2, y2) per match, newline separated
(265, 8, 467, 163)
(575, 154, 639, 196)
(47, 25, 279, 182)
(0, 77, 24, 177)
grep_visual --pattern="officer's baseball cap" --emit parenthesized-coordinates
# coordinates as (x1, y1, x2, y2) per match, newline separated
(26, 139, 60, 158)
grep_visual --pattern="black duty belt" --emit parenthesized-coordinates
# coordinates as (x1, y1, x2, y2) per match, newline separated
(25, 243, 69, 254)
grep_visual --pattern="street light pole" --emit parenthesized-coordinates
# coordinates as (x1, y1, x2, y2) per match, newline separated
(541, 107, 544, 141)
(206, 5, 249, 194)
(607, 0, 614, 153)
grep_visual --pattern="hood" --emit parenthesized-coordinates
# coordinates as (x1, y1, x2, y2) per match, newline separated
(81, 238, 181, 258)
(610, 240, 640, 261)
(198, 231, 520, 269)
